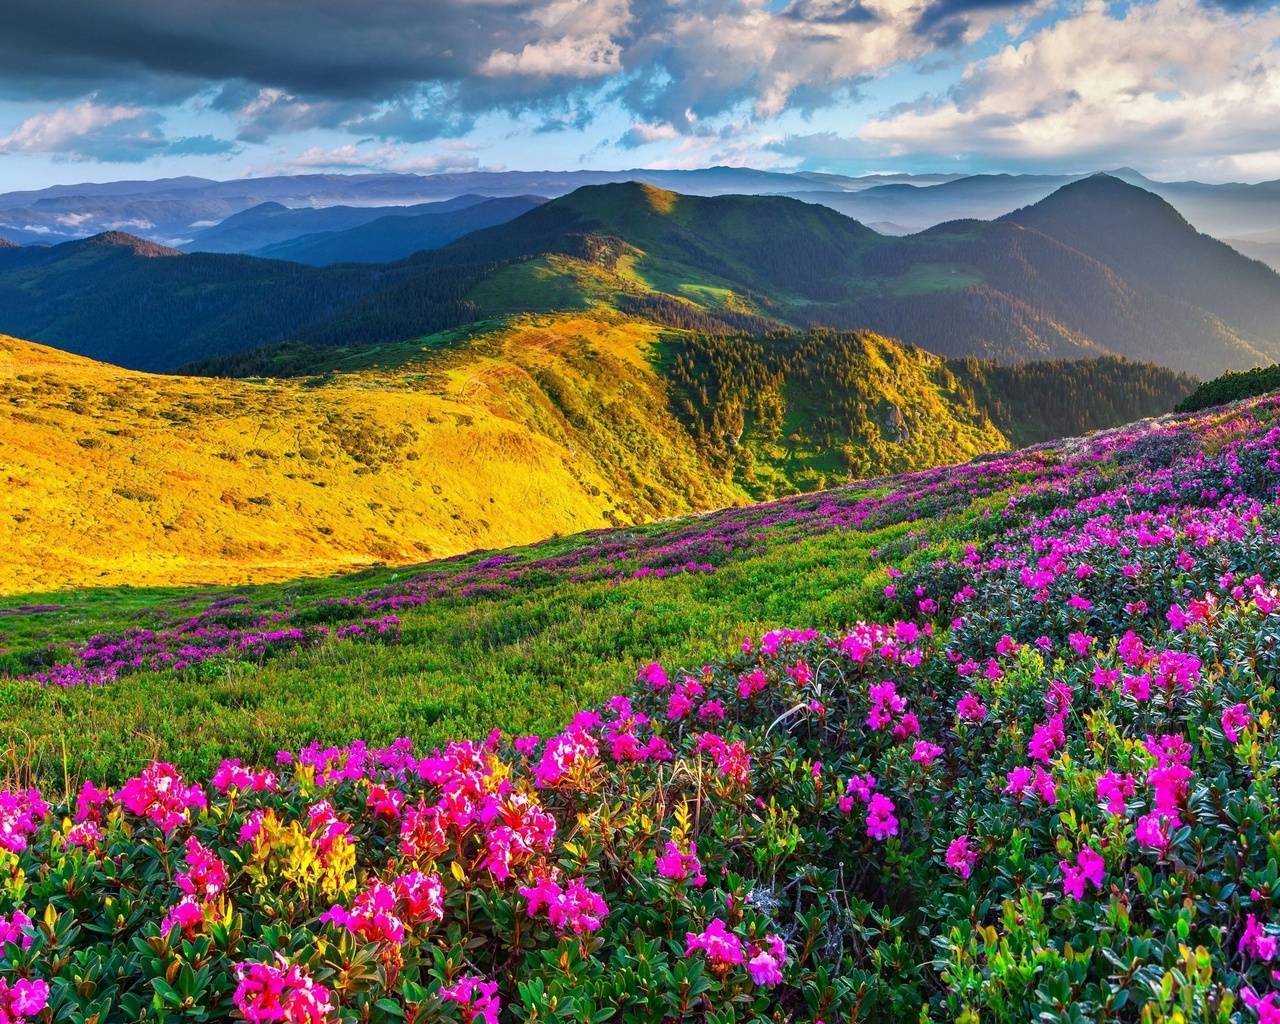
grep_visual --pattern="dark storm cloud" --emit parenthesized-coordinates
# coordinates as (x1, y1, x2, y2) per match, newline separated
(0, 0, 999, 152)
(912, 0, 1035, 44)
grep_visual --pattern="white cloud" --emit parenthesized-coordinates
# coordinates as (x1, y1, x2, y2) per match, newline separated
(854, 0, 1280, 175)
(481, 34, 625, 78)
(0, 100, 150, 154)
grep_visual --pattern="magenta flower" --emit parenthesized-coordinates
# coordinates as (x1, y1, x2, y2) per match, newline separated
(637, 662, 669, 691)
(945, 835, 979, 880)
(519, 875, 609, 935)
(746, 934, 787, 985)
(233, 957, 336, 1024)
(0, 977, 48, 1024)
(686, 918, 745, 972)
(1060, 847, 1106, 901)
(655, 840, 707, 886)
(866, 793, 898, 841)
(1223, 703, 1253, 744)
(1241, 915, 1279, 962)
(440, 976, 500, 1024)
(0, 789, 49, 853)
(0, 910, 34, 950)
(117, 763, 205, 835)
(1096, 771, 1137, 816)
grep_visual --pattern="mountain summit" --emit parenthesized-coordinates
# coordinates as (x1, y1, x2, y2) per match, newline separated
(1002, 173, 1280, 343)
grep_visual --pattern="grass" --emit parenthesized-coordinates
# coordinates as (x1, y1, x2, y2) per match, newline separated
(883, 262, 985, 296)
(0, 470, 1005, 792)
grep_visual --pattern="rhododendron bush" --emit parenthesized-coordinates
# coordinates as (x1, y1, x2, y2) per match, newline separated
(3, 398, 1280, 1020)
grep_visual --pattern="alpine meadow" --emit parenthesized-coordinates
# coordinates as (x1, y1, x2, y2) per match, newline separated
(6, 2, 1280, 1021)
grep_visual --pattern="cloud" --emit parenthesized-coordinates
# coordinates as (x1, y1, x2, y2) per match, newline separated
(0, 0, 980, 149)
(849, 0, 1280, 175)
(0, 99, 236, 161)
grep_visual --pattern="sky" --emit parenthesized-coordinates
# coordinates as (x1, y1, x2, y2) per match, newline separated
(1, 0, 1279, 190)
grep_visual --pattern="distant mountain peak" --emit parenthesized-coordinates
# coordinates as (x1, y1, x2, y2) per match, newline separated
(0, 238, 17, 249)
(67, 232, 184, 258)
(1001, 173, 1192, 232)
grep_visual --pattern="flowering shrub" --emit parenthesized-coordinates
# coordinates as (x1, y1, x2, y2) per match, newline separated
(5, 394, 1280, 1019)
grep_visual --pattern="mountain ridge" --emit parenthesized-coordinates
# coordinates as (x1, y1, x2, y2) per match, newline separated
(0, 177, 1273, 378)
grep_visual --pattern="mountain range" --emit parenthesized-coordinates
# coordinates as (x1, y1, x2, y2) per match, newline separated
(0, 168, 955, 248)
(0, 174, 1275, 378)
(6, 166, 1280, 252)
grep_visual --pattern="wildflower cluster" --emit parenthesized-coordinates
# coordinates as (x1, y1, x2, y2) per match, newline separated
(3, 393, 1280, 1020)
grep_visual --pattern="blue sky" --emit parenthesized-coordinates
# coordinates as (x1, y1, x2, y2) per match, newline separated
(1, 0, 1278, 190)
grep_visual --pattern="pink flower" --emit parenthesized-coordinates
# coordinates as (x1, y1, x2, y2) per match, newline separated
(1223, 703, 1253, 744)
(322, 880, 405, 945)
(945, 836, 979, 880)
(534, 728, 599, 788)
(1241, 915, 1279, 961)
(161, 898, 205, 938)
(117, 763, 205, 835)
(1060, 847, 1105, 901)
(1067, 632, 1094, 657)
(995, 635, 1021, 656)
(0, 789, 49, 853)
(1028, 715, 1066, 763)
(746, 934, 787, 986)
(394, 871, 446, 926)
(738, 669, 768, 699)
(0, 911, 34, 950)
(74, 781, 110, 823)
(911, 741, 944, 766)
(655, 841, 707, 886)
(686, 919, 745, 971)
(867, 680, 905, 731)
(956, 693, 987, 722)
(0, 977, 48, 1024)
(211, 759, 277, 794)
(838, 773, 877, 814)
(866, 793, 898, 841)
(1005, 766, 1056, 805)
(440, 976, 500, 1024)
(233, 957, 336, 1024)
(893, 713, 921, 741)
(1136, 811, 1182, 855)
(176, 837, 227, 900)
(518, 875, 609, 935)
(1096, 771, 1137, 816)
(1241, 989, 1280, 1023)
(638, 662, 669, 691)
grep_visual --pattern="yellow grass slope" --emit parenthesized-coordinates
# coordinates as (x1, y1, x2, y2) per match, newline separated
(0, 333, 634, 594)
(0, 312, 1011, 594)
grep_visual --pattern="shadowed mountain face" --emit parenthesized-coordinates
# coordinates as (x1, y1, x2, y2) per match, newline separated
(183, 194, 501, 254)
(0, 176, 1275, 377)
(252, 195, 548, 265)
(1001, 174, 1280, 346)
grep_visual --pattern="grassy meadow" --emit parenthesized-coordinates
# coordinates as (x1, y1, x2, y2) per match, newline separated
(0, 467, 1016, 792)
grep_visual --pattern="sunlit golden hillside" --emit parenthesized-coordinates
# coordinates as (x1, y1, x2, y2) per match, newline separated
(3, 311, 1184, 594)
(1, 327, 651, 593)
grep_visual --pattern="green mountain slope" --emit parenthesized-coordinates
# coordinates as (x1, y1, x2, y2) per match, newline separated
(0, 178, 1271, 377)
